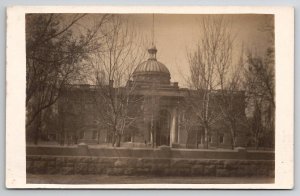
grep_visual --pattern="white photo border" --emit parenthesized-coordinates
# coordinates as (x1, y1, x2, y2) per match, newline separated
(6, 6, 294, 189)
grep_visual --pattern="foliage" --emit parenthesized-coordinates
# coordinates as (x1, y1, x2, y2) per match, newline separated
(26, 13, 109, 144)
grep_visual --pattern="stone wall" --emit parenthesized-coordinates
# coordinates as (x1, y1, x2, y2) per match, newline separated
(26, 146, 275, 177)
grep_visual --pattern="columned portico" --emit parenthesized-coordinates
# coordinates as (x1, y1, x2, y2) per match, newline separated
(132, 46, 182, 148)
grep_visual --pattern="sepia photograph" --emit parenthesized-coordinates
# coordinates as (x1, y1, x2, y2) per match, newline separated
(6, 6, 294, 189)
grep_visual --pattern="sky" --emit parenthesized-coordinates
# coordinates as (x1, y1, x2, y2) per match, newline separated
(77, 14, 274, 87)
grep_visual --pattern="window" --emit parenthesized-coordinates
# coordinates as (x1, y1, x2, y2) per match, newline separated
(92, 131, 98, 139)
(124, 133, 132, 142)
(219, 134, 224, 144)
(106, 131, 112, 143)
(80, 131, 85, 139)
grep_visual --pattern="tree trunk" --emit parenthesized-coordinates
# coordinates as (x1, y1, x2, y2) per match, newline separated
(230, 128, 236, 150)
(60, 132, 64, 146)
(254, 129, 260, 150)
(33, 128, 39, 145)
(97, 130, 101, 144)
(67, 132, 70, 146)
(204, 126, 209, 149)
(255, 136, 259, 150)
(112, 134, 115, 147)
(186, 130, 190, 148)
(116, 134, 121, 147)
(33, 113, 42, 145)
(196, 130, 198, 149)
(231, 136, 236, 150)
(60, 113, 65, 146)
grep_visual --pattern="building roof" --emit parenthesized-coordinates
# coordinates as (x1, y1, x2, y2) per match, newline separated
(134, 59, 170, 75)
(133, 46, 170, 76)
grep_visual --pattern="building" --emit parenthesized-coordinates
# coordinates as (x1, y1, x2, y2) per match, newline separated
(40, 46, 248, 149)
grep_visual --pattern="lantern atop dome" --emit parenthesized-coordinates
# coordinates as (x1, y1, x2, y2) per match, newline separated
(148, 46, 157, 60)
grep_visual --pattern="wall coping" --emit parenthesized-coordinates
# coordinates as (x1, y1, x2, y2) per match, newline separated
(26, 145, 274, 160)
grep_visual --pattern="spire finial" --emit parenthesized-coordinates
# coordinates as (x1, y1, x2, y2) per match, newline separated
(148, 14, 157, 60)
(152, 13, 155, 47)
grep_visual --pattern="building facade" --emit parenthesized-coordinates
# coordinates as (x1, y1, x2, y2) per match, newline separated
(40, 46, 248, 149)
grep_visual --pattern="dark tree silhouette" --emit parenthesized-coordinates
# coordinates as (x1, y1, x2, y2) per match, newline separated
(26, 14, 110, 144)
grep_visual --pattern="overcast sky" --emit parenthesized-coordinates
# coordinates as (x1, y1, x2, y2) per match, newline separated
(78, 14, 274, 87)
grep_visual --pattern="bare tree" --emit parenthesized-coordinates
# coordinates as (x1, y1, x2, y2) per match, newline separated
(250, 99, 264, 149)
(216, 51, 247, 149)
(178, 102, 199, 148)
(186, 16, 232, 149)
(26, 14, 110, 144)
(89, 15, 146, 147)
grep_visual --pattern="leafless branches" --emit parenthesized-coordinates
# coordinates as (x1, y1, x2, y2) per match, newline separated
(186, 16, 235, 149)
(216, 48, 247, 149)
(89, 15, 146, 147)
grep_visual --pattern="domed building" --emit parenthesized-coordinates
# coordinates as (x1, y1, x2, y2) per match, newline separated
(132, 46, 171, 84)
(129, 46, 182, 147)
(129, 46, 179, 91)
(39, 45, 248, 149)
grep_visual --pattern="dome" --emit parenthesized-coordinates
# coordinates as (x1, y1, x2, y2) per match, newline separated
(133, 46, 171, 84)
(134, 60, 170, 75)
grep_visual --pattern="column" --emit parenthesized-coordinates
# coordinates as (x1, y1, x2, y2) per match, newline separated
(176, 110, 180, 144)
(170, 107, 178, 146)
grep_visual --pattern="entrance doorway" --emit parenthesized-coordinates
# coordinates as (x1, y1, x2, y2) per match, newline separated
(156, 110, 171, 146)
